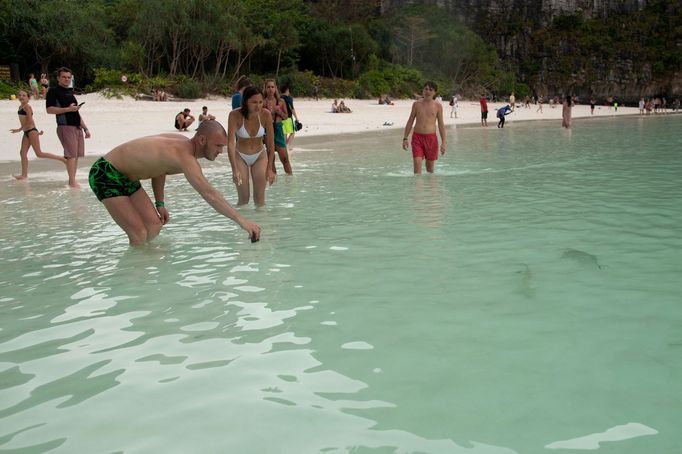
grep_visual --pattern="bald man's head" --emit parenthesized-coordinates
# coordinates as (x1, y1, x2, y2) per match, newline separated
(195, 119, 226, 139)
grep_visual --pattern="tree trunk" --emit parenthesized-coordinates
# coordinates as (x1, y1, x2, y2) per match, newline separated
(276, 47, 282, 78)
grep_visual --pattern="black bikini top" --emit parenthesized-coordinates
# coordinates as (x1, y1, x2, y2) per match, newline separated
(18, 107, 27, 116)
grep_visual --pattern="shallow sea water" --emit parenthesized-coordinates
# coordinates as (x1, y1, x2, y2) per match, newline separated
(1, 115, 681, 453)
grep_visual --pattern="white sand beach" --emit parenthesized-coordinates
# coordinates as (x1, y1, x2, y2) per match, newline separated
(1, 93, 640, 165)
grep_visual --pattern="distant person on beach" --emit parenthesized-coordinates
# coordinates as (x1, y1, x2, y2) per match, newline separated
(590, 97, 596, 115)
(639, 98, 645, 115)
(231, 76, 252, 109)
(496, 104, 512, 128)
(509, 92, 516, 111)
(174, 108, 195, 131)
(29, 73, 39, 99)
(263, 79, 292, 175)
(331, 99, 339, 113)
(536, 95, 544, 113)
(227, 86, 276, 206)
(280, 84, 300, 149)
(449, 95, 458, 118)
(479, 94, 488, 126)
(198, 106, 215, 123)
(402, 81, 446, 174)
(88, 120, 260, 246)
(10, 90, 67, 180)
(153, 89, 167, 102)
(40, 73, 49, 98)
(562, 95, 573, 129)
(338, 100, 352, 113)
(46, 67, 90, 188)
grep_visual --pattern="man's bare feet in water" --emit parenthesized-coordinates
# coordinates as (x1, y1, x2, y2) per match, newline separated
(12, 174, 27, 180)
(68, 181, 81, 189)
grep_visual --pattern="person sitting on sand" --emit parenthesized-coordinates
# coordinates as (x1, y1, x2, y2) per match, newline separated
(10, 90, 67, 180)
(198, 106, 215, 123)
(338, 100, 352, 113)
(174, 108, 195, 131)
(88, 120, 260, 246)
(153, 89, 168, 102)
(331, 99, 339, 113)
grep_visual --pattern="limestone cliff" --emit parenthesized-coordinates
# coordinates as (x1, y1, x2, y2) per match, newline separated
(381, 0, 680, 101)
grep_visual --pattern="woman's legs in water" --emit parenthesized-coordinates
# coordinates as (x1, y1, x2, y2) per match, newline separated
(272, 146, 292, 175)
(28, 131, 67, 163)
(251, 153, 268, 207)
(13, 135, 30, 179)
(234, 156, 251, 206)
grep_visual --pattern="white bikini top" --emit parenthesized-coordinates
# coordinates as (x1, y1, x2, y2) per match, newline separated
(237, 114, 265, 139)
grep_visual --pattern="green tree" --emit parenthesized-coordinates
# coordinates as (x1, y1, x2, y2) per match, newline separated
(5, 0, 114, 77)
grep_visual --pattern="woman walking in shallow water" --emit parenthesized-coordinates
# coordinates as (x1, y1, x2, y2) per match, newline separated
(562, 95, 573, 129)
(263, 79, 292, 175)
(9, 90, 66, 180)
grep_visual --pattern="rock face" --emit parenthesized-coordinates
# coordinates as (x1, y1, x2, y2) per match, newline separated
(382, 0, 647, 25)
(382, 0, 680, 102)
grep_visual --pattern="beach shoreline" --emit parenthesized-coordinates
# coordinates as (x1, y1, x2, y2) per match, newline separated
(0, 93, 649, 164)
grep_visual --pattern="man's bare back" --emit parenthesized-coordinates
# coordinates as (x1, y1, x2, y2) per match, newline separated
(105, 134, 192, 181)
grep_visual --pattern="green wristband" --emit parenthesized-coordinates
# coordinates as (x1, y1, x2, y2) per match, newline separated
(155, 201, 165, 207)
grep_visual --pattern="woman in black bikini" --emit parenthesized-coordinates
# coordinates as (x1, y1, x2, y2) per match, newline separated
(10, 90, 66, 180)
(40, 73, 49, 98)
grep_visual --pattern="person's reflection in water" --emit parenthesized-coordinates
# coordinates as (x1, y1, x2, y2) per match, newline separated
(410, 175, 449, 232)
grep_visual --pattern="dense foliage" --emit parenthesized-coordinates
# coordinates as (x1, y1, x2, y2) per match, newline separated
(0, 0, 677, 100)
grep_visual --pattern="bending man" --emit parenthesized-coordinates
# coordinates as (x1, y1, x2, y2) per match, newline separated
(88, 120, 260, 245)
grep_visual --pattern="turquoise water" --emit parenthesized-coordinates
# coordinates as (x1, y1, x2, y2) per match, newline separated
(1, 115, 681, 453)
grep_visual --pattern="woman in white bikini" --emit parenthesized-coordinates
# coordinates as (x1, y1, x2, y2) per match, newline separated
(227, 86, 276, 206)
(10, 90, 66, 180)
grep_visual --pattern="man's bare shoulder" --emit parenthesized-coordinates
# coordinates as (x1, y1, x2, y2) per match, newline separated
(112, 134, 189, 156)
(157, 133, 188, 140)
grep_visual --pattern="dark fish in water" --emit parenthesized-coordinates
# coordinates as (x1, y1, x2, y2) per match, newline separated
(561, 249, 603, 269)
(515, 263, 535, 297)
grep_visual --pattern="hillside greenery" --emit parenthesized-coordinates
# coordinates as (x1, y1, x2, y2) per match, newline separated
(0, 0, 678, 99)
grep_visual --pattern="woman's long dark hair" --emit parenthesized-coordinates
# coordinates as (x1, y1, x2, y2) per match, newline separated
(240, 86, 263, 119)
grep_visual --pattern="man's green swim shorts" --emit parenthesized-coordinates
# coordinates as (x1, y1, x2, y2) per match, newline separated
(88, 157, 142, 201)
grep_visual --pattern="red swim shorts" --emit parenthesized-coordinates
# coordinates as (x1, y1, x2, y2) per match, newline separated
(411, 132, 439, 161)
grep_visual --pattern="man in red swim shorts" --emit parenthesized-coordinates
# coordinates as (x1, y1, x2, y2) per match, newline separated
(401, 81, 446, 174)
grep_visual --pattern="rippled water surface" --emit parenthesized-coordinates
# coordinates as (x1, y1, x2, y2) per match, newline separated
(1, 116, 681, 453)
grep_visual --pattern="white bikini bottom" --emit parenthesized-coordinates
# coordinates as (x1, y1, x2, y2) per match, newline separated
(238, 148, 264, 167)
